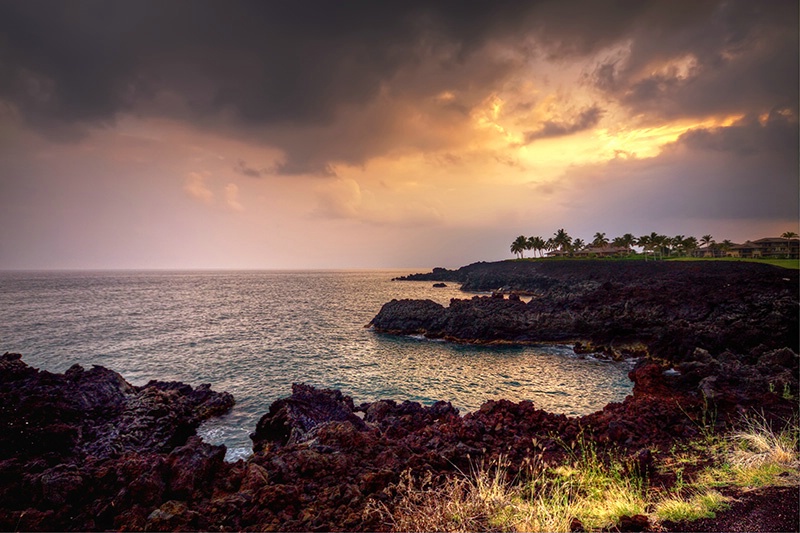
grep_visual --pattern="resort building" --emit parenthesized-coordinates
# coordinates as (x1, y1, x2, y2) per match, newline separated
(573, 246, 633, 258)
(725, 237, 799, 259)
(545, 246, 633, 258)
(693, 246, 719, 258)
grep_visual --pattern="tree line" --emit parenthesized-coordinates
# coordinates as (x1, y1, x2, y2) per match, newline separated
(510, 230, 800, 259)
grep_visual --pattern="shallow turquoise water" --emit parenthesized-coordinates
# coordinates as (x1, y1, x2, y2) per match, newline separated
(0, 270, 633, 460)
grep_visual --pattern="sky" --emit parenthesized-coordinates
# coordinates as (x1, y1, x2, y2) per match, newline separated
(0, 0, 797, 269)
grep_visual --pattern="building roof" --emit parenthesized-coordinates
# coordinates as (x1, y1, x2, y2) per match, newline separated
(752, 237, 800, 244)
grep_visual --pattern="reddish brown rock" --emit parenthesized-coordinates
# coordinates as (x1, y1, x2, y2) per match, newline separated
(0, 353, 233, 532)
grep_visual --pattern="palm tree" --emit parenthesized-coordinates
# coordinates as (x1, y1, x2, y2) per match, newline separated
(510, 235, 527, 259)
(537, 236, 547, 257)
(610, 234, 635, 255)
(671, 235, 685, 257)
(651, 233, 669, 260)
(526, 236, 536, 258)
(621, 233, 637, 250)
(524, 237, 534, 258)
(592, 232, 609, 248)
(637, 234, 652, 260)
(719, 239, 733, 257)
(534, 236, 547, 258)
(572, 238, 585, 254)
(683, 236, 698, 257)
(553, 228, 572, 253)
(781, 231, 799, 258)
(700, 234, 715, 258)
(545, 238, 555, 256)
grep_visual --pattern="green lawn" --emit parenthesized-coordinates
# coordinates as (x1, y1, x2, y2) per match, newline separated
(666, 257, 800, 270)
(510, 256, 800, 269)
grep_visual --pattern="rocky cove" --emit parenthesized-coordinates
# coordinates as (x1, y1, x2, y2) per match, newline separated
(1, 260, 798, 531)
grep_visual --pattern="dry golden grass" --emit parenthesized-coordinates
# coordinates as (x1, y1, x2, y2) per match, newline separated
(370, 466, 511, 532)
(369, 413, 798, 532)
(372, 448, 649, 532)
(729, 413, 799, 470)
(654, 490, 729, 522)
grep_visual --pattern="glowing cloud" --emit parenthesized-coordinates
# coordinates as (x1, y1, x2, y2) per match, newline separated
(225, 183, 244, 212)
(183, 172, 214, 204)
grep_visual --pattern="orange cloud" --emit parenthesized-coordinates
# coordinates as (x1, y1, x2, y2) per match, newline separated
(183, 172, 214, 204)
(225, 183, 244, 212)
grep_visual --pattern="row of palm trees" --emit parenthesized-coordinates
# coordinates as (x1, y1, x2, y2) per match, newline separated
(510, 230, 649, 259)
(510, 230, 800, 259)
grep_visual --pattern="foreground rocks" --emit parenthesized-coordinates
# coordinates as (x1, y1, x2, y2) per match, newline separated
(0, 352, 235, 531)
(1, 345, 797, 531)
(376, 261, 799, 362)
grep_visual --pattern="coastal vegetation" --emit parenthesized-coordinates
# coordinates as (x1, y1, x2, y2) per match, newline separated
(510, 229, 800, 262)
(669, 257, 800, 270)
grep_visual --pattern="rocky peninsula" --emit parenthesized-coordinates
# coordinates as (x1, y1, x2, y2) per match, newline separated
(380, 260, 798, 360)
(1, 260, 798, 531)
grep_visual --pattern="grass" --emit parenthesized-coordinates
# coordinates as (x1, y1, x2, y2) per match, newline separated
(699, 412, 800, 489)
(510, 255, 800, 269)
(666, 256, 800, 269)
(373, 464, 514, 532)
(373, 413, 799, 532)
(654, 490, 729, 522)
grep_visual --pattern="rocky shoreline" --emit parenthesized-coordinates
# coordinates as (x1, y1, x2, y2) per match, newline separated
(1, 260, 798, 531)
(381, 260, 799, 361)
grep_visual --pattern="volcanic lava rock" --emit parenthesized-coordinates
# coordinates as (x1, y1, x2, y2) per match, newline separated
(372, 261, 799, 361)
(1, 347, 797, 531)
(250, 383, 368, 451)
(0, 353, 234, 532)
(367, 298, 445, 335)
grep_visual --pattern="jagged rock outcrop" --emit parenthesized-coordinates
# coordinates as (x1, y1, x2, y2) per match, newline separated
(251, 383, 368, 451)
(365, 298, 446, 336)
(374, 261, 799, 361)
(0, 352, 234, 531)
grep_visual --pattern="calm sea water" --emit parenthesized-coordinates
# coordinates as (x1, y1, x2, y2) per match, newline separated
(0, 270, 633, 460)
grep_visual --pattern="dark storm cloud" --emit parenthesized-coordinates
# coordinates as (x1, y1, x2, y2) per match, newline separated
(0, 0, 796, 172)
(563, 111, 799, 222)
(0, 0, 532, 129)
(523, 105, 604, 142)
(665, 111, 799, 223)
(678, 108, 799, 157)
(587, 0, 799, 121)
(234, 160, 262, 179)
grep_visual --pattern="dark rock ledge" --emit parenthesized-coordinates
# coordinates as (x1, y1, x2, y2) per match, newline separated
(377, 260, 799, 361)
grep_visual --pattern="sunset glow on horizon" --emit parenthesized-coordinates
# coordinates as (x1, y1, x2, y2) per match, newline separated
(1, 0, 797, 269)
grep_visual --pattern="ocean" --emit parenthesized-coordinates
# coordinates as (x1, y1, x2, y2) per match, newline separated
(0, 270, 633, 461)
